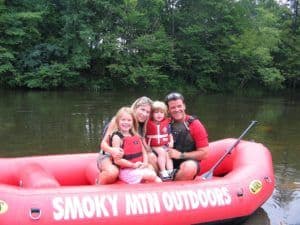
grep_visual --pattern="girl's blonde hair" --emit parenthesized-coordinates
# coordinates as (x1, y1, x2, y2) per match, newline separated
(113, 107, 138, 135)
(151, 101, 167, 117)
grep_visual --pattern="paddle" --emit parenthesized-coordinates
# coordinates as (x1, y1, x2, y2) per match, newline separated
(200, 120, 258, 180)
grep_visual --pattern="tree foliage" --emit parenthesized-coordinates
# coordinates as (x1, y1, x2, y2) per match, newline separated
(0, 0, 299, 92)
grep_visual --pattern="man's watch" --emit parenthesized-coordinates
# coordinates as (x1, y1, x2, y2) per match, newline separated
(179, 152, 185, 159)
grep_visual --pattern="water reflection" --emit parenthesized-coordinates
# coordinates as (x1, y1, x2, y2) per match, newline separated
(267, 164, 300, 225)
(0, 90, 300, 225)
(243, 208, 270, 225)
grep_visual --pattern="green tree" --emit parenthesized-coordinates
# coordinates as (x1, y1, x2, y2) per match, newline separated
(0, 0, 298, 91)
(273, 0, 300, 90)
(173, 0, 243, 91)
(224, 0, 284, 90)
(105, 0, 177, 89)
(0, 0, 42, 87)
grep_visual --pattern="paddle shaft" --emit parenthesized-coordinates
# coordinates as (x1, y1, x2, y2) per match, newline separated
(201, 120, 257, 179)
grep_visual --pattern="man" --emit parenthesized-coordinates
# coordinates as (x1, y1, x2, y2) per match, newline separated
(165, 92, 209, 180)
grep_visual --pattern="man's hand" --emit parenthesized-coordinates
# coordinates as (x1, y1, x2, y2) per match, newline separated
(168, 148, 181, 159)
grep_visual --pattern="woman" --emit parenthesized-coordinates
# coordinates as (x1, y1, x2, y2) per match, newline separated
(97, 96, 157, 184)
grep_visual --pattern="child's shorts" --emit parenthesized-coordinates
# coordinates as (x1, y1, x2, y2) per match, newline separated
(119, 168, 144, 184)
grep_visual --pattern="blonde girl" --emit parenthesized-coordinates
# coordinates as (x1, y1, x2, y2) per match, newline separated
(111, 107, 161, 184)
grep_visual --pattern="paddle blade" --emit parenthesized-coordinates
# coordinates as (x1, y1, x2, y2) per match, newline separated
(200, 169, 213, 180)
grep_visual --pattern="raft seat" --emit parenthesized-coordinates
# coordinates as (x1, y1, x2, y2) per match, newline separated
(85, 161, 99, 185)
(18, 163, 60, 188)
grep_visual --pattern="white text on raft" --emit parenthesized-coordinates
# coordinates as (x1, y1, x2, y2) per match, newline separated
(53, 187, 231, 220)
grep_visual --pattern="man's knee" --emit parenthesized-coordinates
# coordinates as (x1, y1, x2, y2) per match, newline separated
(176, 160, 199, 180)
(183, 160, 199, 172)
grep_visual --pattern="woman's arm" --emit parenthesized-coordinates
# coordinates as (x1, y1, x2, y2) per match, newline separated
(141, 137, 152, 153)
(168, 134, 174, 148)
(100, 117, 123, 159)
(168, 146, 209, 160)
(142, 142, 148, 165)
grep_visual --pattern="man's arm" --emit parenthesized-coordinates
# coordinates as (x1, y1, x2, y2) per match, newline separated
(168, 146, 209, 160)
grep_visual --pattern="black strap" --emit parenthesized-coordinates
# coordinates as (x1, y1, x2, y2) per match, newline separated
(110, 131, 124, 147)
(187, 115, 197, 125)
(170, 115, 197, 127)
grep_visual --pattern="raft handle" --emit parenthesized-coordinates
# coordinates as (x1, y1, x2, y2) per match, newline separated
(29, 208, 42, 220)
(264, 176, 272, 183)
(237, 188, 244, 197)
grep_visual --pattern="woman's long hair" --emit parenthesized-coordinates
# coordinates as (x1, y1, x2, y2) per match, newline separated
(130, 96, 153, 137)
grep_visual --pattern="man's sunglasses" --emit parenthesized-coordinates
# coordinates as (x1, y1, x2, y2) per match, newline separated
(165, 92, 184, 103)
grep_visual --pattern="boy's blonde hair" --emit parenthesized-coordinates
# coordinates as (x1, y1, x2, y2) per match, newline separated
(151, 101, 167, 116)
(113, 107, 138, 135)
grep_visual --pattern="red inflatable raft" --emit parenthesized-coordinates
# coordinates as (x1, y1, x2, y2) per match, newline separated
(0, 139, 274, 225)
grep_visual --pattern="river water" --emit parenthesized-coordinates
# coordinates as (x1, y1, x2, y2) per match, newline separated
(0, 90, 299, 225)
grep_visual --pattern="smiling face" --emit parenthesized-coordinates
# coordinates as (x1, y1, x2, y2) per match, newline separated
(117, 111, 133, 134)
(114, 107, 137, 135)
(167, 99, 186, 122)
(134, 104, 151, 123)
(153, 110, 165, 122)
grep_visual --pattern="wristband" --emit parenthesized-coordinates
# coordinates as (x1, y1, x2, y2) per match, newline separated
(179, 152, 185, 159)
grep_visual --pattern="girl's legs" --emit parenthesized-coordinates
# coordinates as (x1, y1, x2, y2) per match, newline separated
(147, 151, 158, 172)
(97, 157, 119, 184)
(153, 147, 167, 171)
(142, 168, 162, 183)
(166, 153, 173, 170)
(153, 147, 171, 179)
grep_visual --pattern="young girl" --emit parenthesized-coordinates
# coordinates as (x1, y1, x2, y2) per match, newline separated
(111, 107, 161, 184)
(146, 101, 174, 180)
